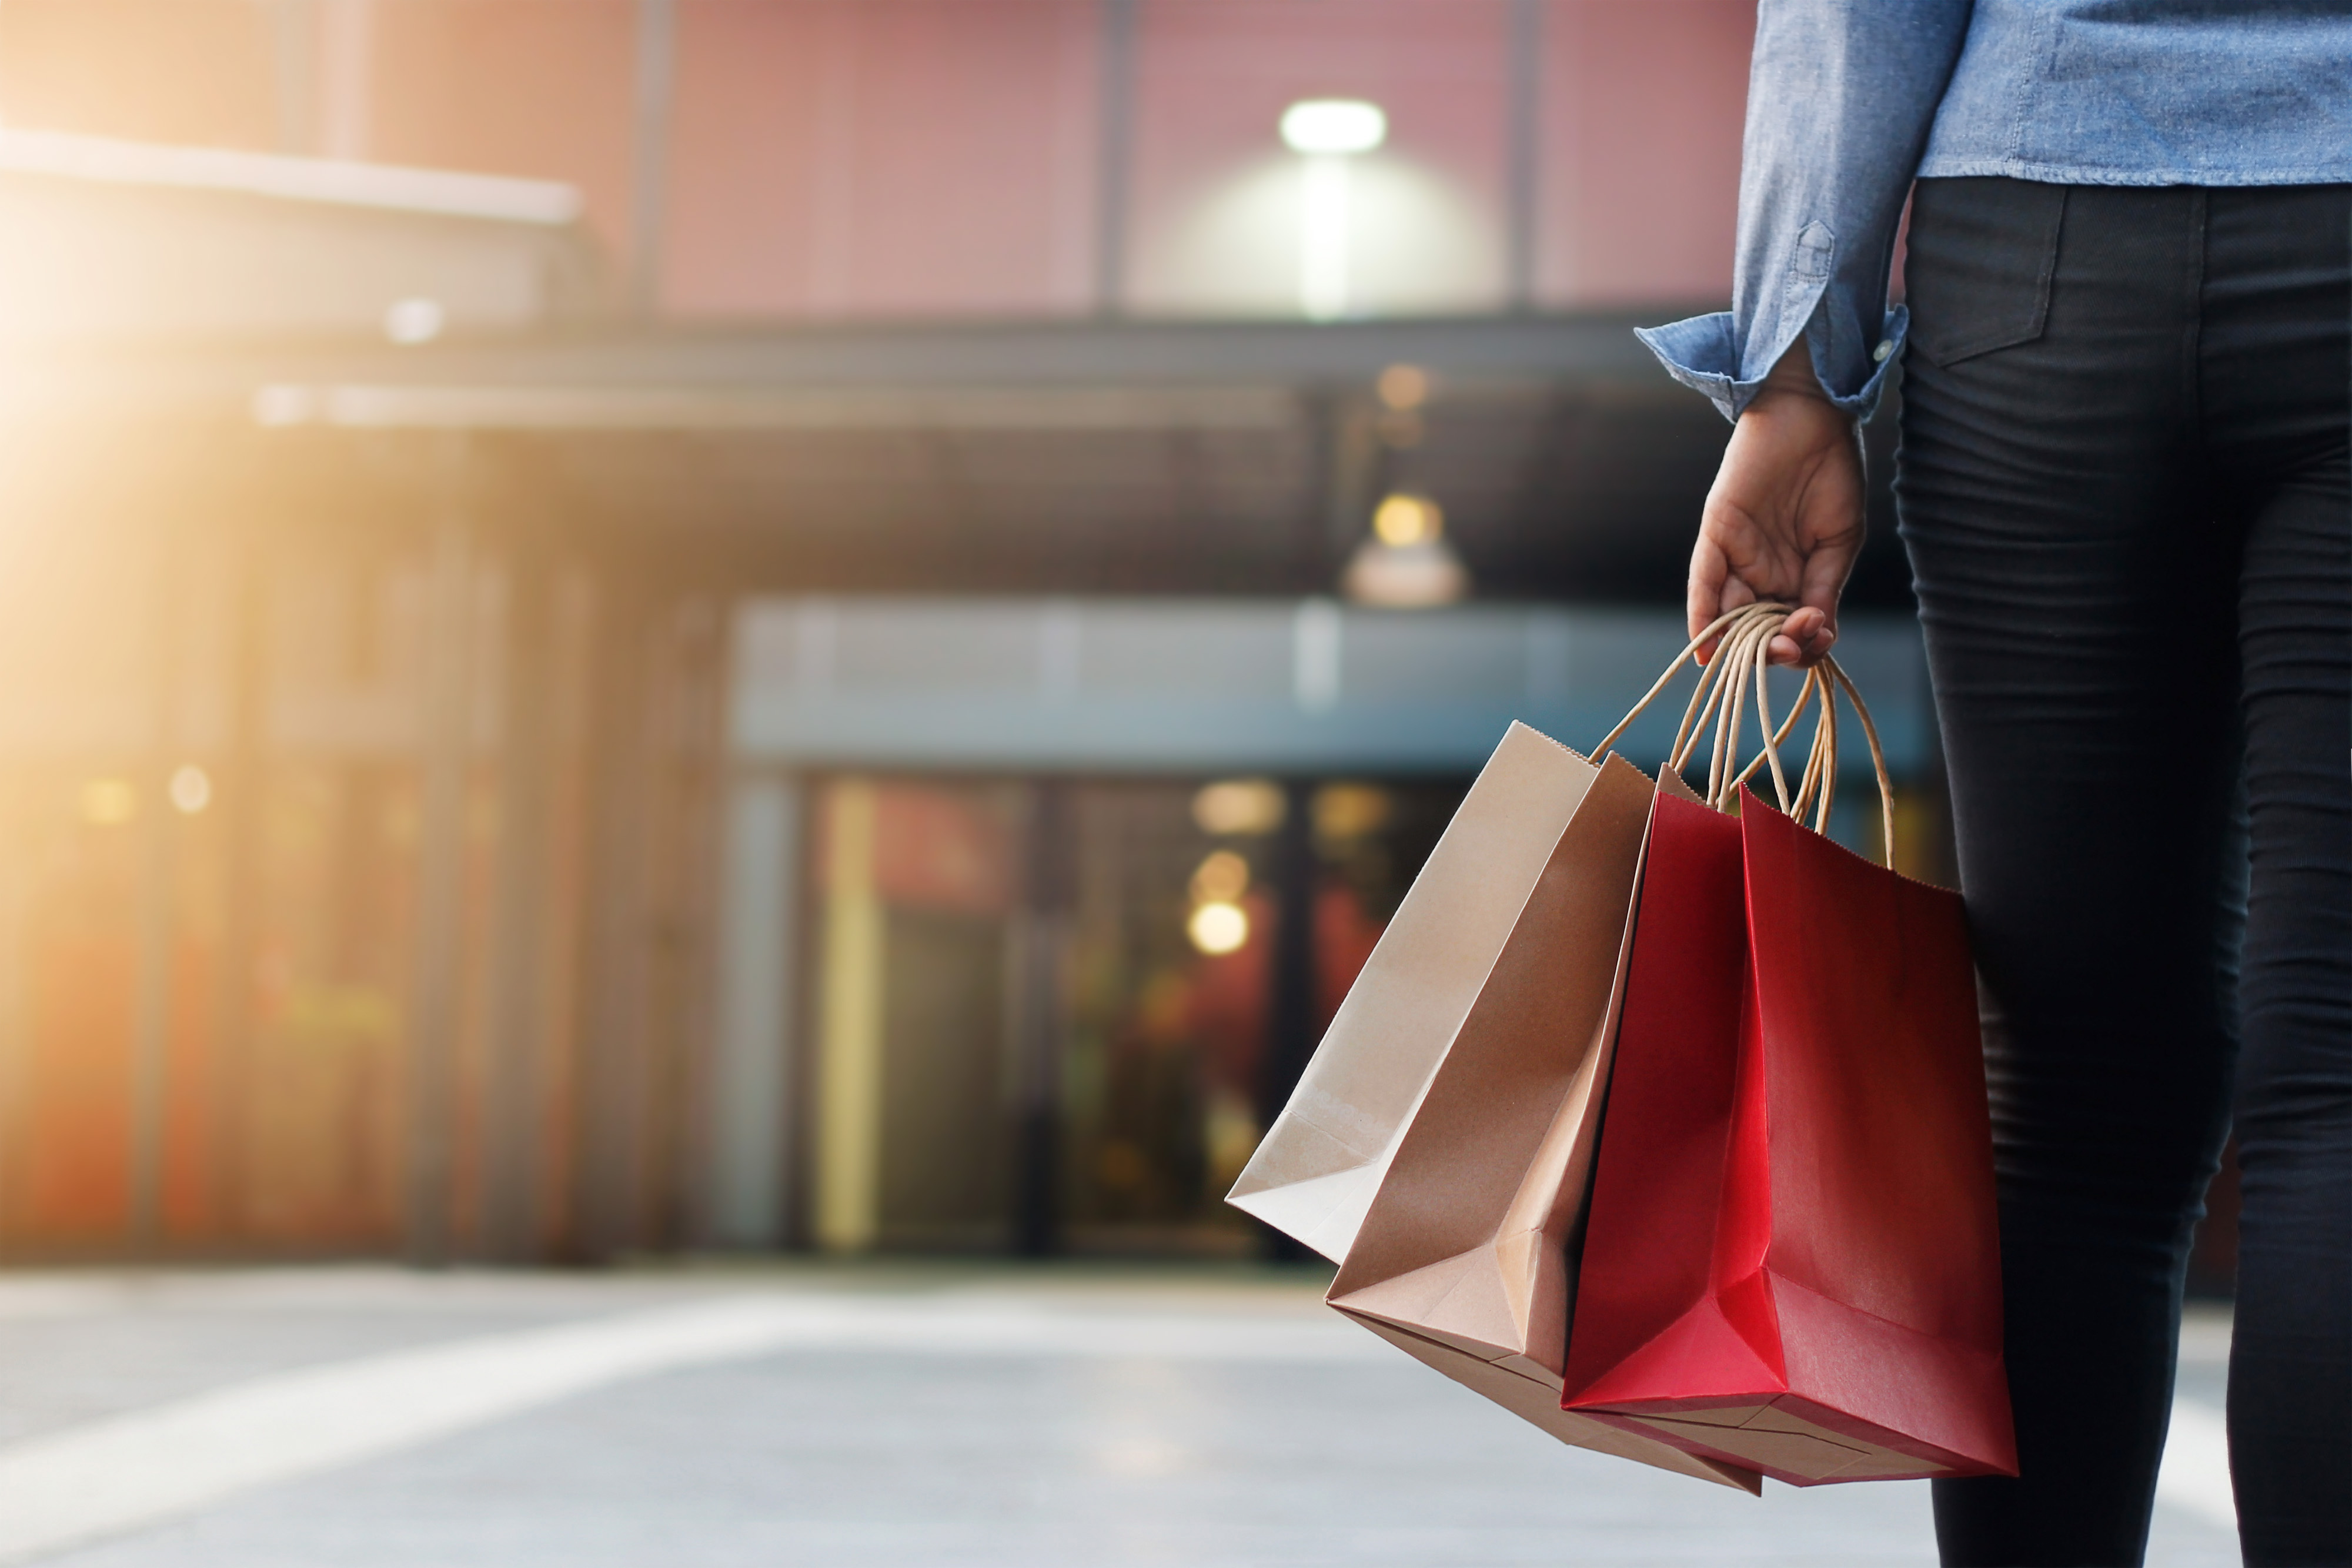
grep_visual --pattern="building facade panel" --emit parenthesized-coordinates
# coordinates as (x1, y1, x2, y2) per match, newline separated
(1537, 0, 1752, 307)
(663, 0, 1102, 319)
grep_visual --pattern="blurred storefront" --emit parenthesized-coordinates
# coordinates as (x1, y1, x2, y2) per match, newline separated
(710, 597, 1934, 1263)
(0, 0, 1995, 1269)
(773, 771, 1453, 1259)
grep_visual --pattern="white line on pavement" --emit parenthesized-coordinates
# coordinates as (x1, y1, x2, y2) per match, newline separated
(2156, 1397, 2236, 1531)
(0, 1293, 1380, 1564)
(0, 1290, 2241, 1562)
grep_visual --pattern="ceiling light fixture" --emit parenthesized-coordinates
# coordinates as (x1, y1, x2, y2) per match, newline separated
(1282, 99, 1387, 321)
(1279, 99, 1387, 156)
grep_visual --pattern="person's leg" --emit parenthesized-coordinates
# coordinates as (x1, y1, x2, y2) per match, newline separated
(2228, 467, 2352, 1564)
(1897, 179, 2241, 1566)
(2199, 182, 2352, 1567)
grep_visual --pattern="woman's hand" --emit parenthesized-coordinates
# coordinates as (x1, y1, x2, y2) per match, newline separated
(1688, 342, 1867, 667)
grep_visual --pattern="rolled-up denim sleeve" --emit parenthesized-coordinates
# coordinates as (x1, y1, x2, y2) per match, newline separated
(1641, 0, 1973, 423)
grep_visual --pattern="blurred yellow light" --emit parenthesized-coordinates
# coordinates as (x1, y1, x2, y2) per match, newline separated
(1314, 783, 1394, 841)
(1189, 849, 1250, 904)
(1373, 493, 1441, 547)
(1188, 900, 1250, 955)
(1191, 778, 1285, 837)
(1281, 99, 1387, 155)
(80, 778, 136, 825)
(169, 764, 212, 815)
(1377, 363, 1428, 411)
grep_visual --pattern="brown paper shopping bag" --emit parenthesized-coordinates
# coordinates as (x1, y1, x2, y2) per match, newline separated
(1227, 717, 1759, 1489)
(1325, 757, 1759, 1491)
(1224, 721, 1606, 1265)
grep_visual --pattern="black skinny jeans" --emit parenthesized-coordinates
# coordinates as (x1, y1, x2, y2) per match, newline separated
(1897, 179, 2351, 1567)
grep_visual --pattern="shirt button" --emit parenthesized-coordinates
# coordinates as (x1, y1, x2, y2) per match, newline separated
(1873, 339, 1895, 363)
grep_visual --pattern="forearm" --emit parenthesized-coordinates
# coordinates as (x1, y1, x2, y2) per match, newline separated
(1641, 0, 1974, 422)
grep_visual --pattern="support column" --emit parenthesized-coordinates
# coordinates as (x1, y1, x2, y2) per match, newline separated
(481, 530, 551, 1261)
(1505, 0, 1544, 311)
(127, 532, 183, 1251)
(1010, 780, 1073, 1257)
(1093, 0, 1138, 315)
(1259, 778, 1318, 1260)
(812, 779, 883, 1253)
(647, 595, 726, 1251)
(629, 0, 678, 313)
(268, 0, 322, 155)
(407, 500, 473, 1266)
(705, 773, 802, 1249)
(209, 528, 270, 1241)
(571, 574, 654, 1262)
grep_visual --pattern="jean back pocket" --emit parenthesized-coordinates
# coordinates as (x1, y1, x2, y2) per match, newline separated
(1905, 178, 2067, 368)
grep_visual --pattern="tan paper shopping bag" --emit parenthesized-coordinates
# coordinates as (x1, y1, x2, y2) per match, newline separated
(1224, 721, 1605, 1265)
(1325, 761, 1759, 1492)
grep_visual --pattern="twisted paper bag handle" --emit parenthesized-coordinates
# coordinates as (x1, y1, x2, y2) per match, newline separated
(1592, 601, 1896, 869)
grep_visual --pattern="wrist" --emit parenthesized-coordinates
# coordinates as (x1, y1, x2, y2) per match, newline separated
(1751, 340, 1849, 416)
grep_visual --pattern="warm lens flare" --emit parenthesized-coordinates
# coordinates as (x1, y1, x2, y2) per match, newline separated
(1376, 363, 1428, 411)
(79, 778, 136, 825)
(1187, 900, 1250, 955)
(1372, 493, 1441, 547)
(1312, 783, 1392, 841)
(1189, 849, 1250, 904)
(169, 764, 212, 814)
(1191, 778, 1285, 837)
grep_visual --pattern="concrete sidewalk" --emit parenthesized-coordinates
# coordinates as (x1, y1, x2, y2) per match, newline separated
(0, 1264, 2240, 1567)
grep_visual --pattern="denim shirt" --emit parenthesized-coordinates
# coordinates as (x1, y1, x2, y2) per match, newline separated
(1641, 2, 2352, 424)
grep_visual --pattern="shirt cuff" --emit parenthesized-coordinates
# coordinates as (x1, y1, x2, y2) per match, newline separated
(1635, 305, 1910, 424)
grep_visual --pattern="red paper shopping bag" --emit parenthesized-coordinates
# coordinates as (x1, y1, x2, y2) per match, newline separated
(1559, 785, 2017, 1486)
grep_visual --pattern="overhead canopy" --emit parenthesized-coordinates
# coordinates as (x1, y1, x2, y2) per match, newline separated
(0, 136, 1905, 610)
(0, 128, 599, 343)
(733, 596, 1932, 781)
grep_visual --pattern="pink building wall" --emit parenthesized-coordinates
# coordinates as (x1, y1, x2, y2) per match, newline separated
(1541, 0, 1753, 305)
(0, 0, 1756, 320)
(664, 1, 1102, 318)
(0, 0, 280, 148)
(367, 0, 641, 259)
